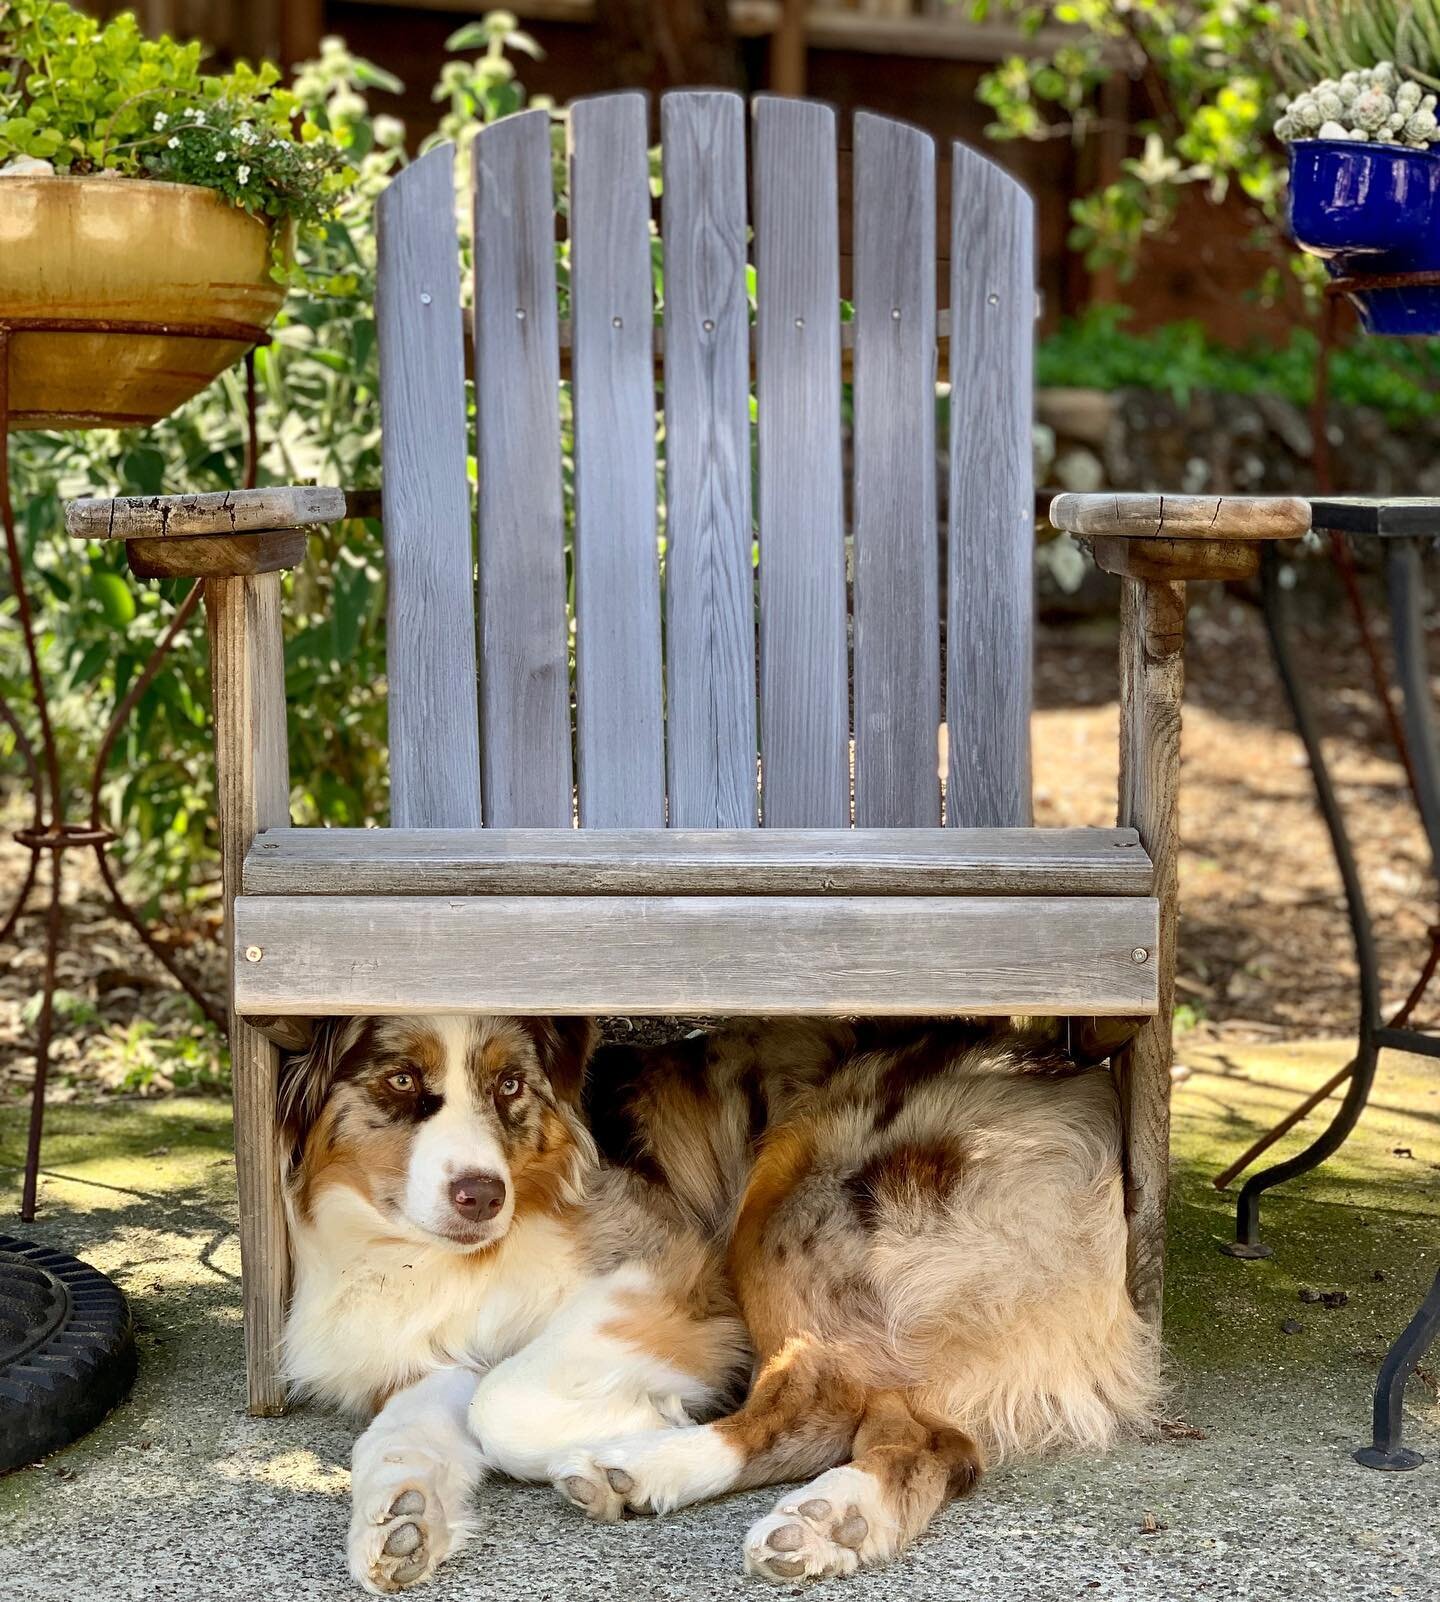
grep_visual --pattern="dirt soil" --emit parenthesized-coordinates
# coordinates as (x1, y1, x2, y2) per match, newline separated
(2, 576, 1437, 1102)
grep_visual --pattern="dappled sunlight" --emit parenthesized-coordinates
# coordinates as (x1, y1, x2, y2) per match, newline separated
(214, 1445, 350, 1498)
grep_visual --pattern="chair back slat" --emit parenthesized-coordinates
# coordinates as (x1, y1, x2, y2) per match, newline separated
(568, 93, 666, 827)
(375, 143, 481, 827)
(660, 90, 758, 828)
(753, 96, 849, 828)
(473, 110, 574, 826)
(946, 144, 1035, 827)
(851, 112, 940, 828)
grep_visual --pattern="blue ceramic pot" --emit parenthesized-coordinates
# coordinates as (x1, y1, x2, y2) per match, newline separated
(1288, 139, 1440, 334)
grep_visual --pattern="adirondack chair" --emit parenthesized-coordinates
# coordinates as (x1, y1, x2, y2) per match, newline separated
(66, 92, 1312, 1417)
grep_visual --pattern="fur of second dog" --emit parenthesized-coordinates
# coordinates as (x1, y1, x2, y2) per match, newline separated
(278, 1015, 1160, 1594)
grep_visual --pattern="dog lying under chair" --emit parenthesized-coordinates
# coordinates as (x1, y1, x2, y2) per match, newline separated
(278, 1014, 1160, 1593)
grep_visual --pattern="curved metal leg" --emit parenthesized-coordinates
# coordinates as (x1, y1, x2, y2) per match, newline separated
(1225, 546, 1384, 1254)
(1354, 1266, 1440, 1471)
(1387, 539, 1440, 870)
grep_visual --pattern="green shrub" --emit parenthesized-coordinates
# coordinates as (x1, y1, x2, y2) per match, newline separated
(0, 15, 542, 913)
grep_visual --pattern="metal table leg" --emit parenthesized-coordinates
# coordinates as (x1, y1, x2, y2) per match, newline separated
(1225, 545, 1383, 1255)
(1354, 1267, 1440, 1470)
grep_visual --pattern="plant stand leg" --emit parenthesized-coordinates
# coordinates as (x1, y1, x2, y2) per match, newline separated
(1354, 1266, 1440, 1471)
(207, 572, 291, 1417)
(1113, 574, 1185, 1326)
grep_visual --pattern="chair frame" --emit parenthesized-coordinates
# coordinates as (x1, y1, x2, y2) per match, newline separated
(66, 96, 1312, 1414)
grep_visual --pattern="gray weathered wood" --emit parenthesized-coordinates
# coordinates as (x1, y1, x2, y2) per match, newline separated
(852, 112, 939, 828)
(376, 143, 482, 829)
(234, 894, 1160, 1017)
(947, 143, 1035, 828)
(661, 90, 758, 828)
(67, 486, 347, 542)
(568, 93, 665, 827)
(1050, 493, 1311, 542)
(1114, 577, 1184, 1328)
(753, 96, 848, 827)
(243, 825, 1154, 897)
(205, 573, 291, 1417)
(473, 110, 573, 826)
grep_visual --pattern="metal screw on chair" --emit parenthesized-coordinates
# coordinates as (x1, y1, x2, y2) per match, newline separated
(244, 946, 263, 963)
(1132, 947, 1150, 964)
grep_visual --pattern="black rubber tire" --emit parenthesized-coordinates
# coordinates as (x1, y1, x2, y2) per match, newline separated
(0, 1234, 137, 1473)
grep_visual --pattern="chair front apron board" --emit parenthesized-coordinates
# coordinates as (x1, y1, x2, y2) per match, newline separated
(66, 89, 1313, 1415)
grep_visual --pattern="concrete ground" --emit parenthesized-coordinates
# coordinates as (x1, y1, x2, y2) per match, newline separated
(1, 1039, 1437, 1602)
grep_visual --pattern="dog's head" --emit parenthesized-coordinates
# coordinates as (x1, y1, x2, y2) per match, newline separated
(278, 1015, 598, 1250)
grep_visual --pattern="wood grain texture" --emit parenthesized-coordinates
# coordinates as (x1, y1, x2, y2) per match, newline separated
(377, 143, 482, 829)
(234, 894, 1160, 1017)
(661, 90, 758, 828)
(1114, 575, 1185, 1328)
(947, 143, 1034, 829)
(1090, 537, 1261, 584)
(852, 111, 939, 828)
(1050, 493, 1311, 542)
(568, 94, 665, 827)
(243, 825, 1154, 897)
(473, 110, 574, 826)
(205, 573, 291, 1417)
(67, 486, 346, 541)
(127, 530, 307, 580)
(753, 96, 849, 827)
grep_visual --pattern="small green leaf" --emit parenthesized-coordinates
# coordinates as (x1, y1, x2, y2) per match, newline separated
(91, 571, 137, 628)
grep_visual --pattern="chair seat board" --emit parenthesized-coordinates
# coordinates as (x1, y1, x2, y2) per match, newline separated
(946, 144, 1035, 828)
(243, 826, 1154, 897)
(852, 111, 940, 827)
(661, 90, 759, 828)
(569, 93, 666, 826)
(753, 96, 849, 828)
(473, 110, 573, 826)
(234, 894, 1160, 1017)
(375, 143, 482, 829)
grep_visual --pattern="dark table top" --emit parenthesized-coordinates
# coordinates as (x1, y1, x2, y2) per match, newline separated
(1309, 498, 1440, 537)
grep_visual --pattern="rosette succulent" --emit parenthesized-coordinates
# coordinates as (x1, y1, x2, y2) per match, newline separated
(1276, 61, 1440, 148)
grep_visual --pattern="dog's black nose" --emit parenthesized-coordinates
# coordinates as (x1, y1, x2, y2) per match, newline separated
(449, 1172, 506, 1221)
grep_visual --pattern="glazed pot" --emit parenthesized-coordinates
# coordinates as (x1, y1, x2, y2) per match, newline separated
(0, 176, 286, 429)
(1288, 139, 1440, 335)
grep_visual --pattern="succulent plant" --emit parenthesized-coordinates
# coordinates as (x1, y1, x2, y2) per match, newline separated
(1276, 61, 1440, 147)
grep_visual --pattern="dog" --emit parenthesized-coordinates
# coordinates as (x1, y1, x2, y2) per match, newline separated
(277, 1015, 1160, 1593)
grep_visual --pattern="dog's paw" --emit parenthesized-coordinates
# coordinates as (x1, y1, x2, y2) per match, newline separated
(743, 1468, 893, 1584)
(552, 1427, 741, 1522)
(349, 1468, 454, 1593)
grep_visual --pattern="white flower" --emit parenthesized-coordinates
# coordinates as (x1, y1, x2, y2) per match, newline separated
(153, 111, 168, 131)
(236, 121, 258, 145)
(236, 163, 250, 185)
(167, 135, 180, 149)
(215, 150, 228, 163)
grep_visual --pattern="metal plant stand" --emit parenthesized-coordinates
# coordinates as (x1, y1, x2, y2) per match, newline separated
(0, 318, 257, 1222)
(1224, 501, 1440, 1471)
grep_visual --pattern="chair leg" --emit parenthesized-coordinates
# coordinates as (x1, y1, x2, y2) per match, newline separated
(207, 573, 293, 1416)
(1114, 574, 1185, 1327)
(1354, 1266, 1440, 1471)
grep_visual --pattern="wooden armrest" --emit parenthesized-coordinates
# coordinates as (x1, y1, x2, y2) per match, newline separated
(64, 486, 380, 542)
(1049, 493, 1311, 542)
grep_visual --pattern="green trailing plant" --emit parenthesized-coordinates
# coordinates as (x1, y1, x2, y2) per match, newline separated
(0, 0, 371, 246)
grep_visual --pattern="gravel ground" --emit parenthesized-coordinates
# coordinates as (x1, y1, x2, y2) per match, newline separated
(1, 1040, 1436, 1602)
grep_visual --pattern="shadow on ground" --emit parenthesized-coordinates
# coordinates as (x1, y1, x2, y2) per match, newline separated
(0, 1042, 1436, 1601)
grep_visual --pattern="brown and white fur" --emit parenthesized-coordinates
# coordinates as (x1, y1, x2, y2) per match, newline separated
(278, 1015, 1161, 1594)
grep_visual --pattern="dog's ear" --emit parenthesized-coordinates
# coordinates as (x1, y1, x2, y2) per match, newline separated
(277, 1018, 371, 1165)
(521, 1018, 598, 1107)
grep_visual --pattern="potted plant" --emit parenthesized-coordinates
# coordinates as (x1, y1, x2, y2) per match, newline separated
(0, 0, 354, 426)
(1275, 3, 1440, 334)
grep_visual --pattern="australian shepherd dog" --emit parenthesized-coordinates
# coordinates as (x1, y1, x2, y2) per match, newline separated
(278, 1015, 1160, 1594)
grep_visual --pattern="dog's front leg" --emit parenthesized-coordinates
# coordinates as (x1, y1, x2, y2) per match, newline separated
(349, 1367, 486, 1595)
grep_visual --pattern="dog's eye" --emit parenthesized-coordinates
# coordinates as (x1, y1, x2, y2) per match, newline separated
(386, 1070, 418, 1093)
(497, 1075, 523, 1099)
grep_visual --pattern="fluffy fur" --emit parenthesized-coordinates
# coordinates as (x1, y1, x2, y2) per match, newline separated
(278, 1015, 1161, 1593)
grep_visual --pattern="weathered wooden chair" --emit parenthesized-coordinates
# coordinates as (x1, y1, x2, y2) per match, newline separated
(67, 92, 1311, 1415)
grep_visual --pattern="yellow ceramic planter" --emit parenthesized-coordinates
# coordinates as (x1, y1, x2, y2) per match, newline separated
(0, 176, 286, 429)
